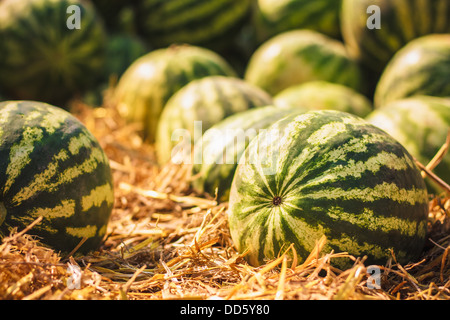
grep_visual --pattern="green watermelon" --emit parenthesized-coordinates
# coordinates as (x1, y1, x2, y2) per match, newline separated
(274, 81, 373, 118)
(82, 34, 149, 108)
(114, 45, 237, 142)
(105, 34, 149, 80)
(155, 76, 273, 165)
(252, 0, 342, 43)
(244, 30, 364, 96)
(341, 0, 450, 73)
(92, 0, 136, 34)
(228, 110, 428, 268)
(374, 34, 450, 108)
(0, 0, 107, 105)
(135, 0, 252, 49)
(0, 101, 114, 254)
(366, 96, 450, 193)
(192, 106, 301, 202)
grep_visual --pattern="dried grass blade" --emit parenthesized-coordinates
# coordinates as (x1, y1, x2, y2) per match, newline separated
(414, 159, 450, 194)
(119, 182, 217, 208)
(120, 264, 147, 300)
(296, 235, 327, 271)
(22, 285, 53, 300)
(440, 245, 450, 282)
(422, 130, 450, 178)
(333, 265, 365, 300)
(275, 256, 288, 300)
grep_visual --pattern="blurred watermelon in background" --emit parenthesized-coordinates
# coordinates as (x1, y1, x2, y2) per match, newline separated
(92, 0, 138, 34)
(134, 0, 252, 50)
(252, 0, 342, 43)
(0, 0, 107, 106)
(341, 0, 450, 74)
(274, 81, 373, 117)
(244, 30, 365, 96)
(113, 44, 237, 142)
(374, 34, 450, 108)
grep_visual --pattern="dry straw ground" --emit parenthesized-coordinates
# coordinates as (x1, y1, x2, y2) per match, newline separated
(0, 91, 449, 300)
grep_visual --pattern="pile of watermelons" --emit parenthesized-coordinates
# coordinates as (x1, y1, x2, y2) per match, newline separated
(0, 0, 450, 271)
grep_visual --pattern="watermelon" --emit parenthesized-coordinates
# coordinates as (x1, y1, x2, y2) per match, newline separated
(366, 96, 450, 193)
(155, 76, 273, 165)
(105, 34, 149, 80)
(192, 106, 301, 202)
(92, 0, 136, 34)
(274, 81, 373, 118)
(374, 34, 450, 108)
(0, 0, 107, 105)
(228, 110, 428, 268)
(135, 0, 252, 49)
(252, 0, 342, 43)
(0, 101, 114, 254)
(244, 30, 364, 96)
(114, 45, 237, 142)
(82, 34, 149, 108)
(341, 0, 450, 73)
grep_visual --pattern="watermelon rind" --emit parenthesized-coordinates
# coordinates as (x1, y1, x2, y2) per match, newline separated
(367, 95, 450, 193)
(341, 0, 450, 73)
(274, 81, 373, 118)
(0, 101, 114, 254)
(192, 105, 302, 202)
(155, 75, 273, 165)
(135, 0, 252, 49)
(374, 34, 450, 108)
(244, 30, 364, 96)
(114, 45, 237, 142)
(252, 0, 342, 43)
(0, 0, 107, 105)
(228, 110, 429, 268)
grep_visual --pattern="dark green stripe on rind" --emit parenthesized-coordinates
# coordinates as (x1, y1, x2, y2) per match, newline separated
(0, 101, 114, 254)
(155, 76, 273, 165)
(228, 110, 428, 268)
(0, 0, 106, 105)
(136, 0, 251, 48)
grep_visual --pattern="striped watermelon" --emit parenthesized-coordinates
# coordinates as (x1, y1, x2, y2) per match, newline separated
(228, 110, 428, 268)
(114, 45, 236, 142)
(252, 0, 342, 43)
(244, 30, 364, 96)
(0, 0, 107, 105)
(341, 0, 450, 73)
(274, 81, 373, 118)
(192, 106, 300, 202)
(0, 101, 114, 254)
(92, 0, 135, 33)
(135, 0, 252, 49)
(366, 96, 450, 193)
(374, 34, 450, 108)
(155, 76, 273, 165)
(105, 34, 148, 80)
(83, 34, 148, 107)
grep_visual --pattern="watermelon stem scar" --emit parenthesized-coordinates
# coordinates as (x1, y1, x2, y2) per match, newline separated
(272, 196, 282, 206)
